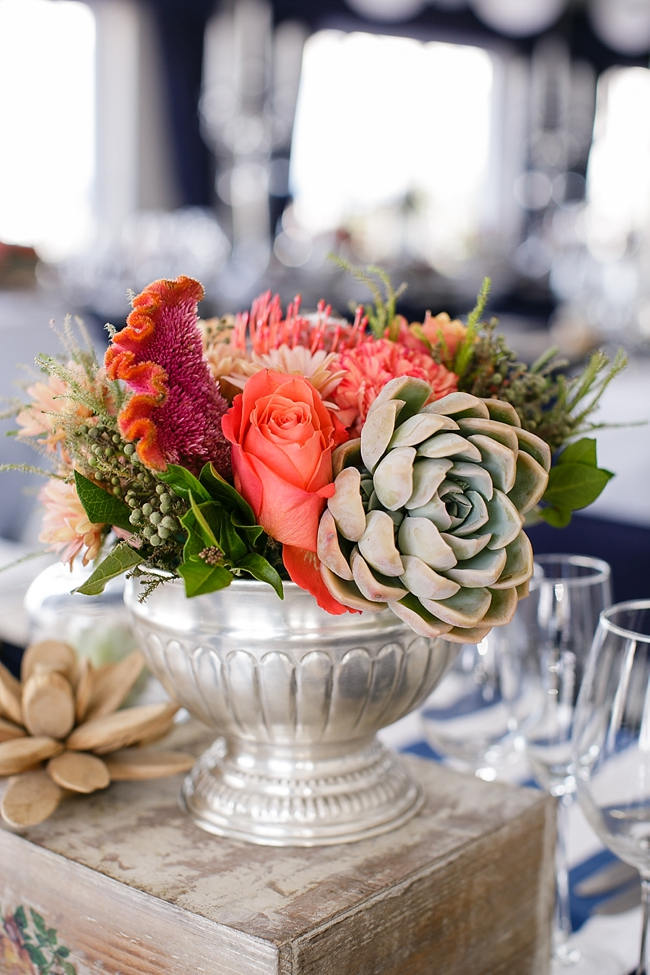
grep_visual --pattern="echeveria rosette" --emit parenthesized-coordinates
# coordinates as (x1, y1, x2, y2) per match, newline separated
(317, 376, 551, 642)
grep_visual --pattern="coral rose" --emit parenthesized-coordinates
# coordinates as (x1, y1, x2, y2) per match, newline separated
(222, 370, 351, 613)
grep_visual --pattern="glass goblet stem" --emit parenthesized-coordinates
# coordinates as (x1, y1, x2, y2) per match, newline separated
(631, 876, 650, 975)
(554, 793, 579, 965)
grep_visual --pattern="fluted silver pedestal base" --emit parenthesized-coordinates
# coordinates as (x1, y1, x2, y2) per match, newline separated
(181, 737, 423, 846)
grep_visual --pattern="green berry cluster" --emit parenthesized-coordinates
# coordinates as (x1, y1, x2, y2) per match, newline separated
(71, 420, 187, 568)
(126, 482, 185, 549)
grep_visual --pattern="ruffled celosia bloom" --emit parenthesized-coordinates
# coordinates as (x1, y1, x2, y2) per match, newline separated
(105, 276, 231, 476)
(16, 364, 95, 454)
(332, 337, 459, 435)
(39, 478, 105, 567)
(221, 369, 350, 613)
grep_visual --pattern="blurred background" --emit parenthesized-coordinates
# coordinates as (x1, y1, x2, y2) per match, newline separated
(0, 0, 649, 602)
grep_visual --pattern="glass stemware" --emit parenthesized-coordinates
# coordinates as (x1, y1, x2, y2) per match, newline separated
(516, 554, 614, 971)
(573, 599, 650, 975)
(419, 628, 529, 781)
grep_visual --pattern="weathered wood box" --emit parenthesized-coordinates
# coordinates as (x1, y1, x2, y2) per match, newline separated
(0, 729, 554, 975)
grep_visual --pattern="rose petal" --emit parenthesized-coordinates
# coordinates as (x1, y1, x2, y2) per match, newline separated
(284, 547, 354, 615)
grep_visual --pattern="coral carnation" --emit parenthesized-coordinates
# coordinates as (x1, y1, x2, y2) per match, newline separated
(332, 338, 458, 435)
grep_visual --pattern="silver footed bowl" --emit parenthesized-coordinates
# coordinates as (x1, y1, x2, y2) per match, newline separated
(124, 577, 457, 846)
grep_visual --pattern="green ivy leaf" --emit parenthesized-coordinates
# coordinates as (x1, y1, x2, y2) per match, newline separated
(74, 471, 132, 531)
(63, 961, 77, 975)
(238, 553, 284, 598)
(178, 509, 212, 564)
(556, 437, 598, 467)
(74, 542, 142, 595)
(157, 464, 211, 503)
(55, 943, 70, 956)
(217, 515, 248, 563)
(179, 559, 233, 597)
(542, 462, 614, 512)
(200, 464, 256, 522)
(188, 496, 219, 547)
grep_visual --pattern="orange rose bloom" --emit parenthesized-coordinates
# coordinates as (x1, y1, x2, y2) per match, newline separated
(222, 370, 351, 613)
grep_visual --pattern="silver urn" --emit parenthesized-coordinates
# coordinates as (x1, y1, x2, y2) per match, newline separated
(124, 577, 457, 846)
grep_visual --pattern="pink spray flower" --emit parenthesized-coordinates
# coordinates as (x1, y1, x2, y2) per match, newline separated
(39, 478, 105, 568)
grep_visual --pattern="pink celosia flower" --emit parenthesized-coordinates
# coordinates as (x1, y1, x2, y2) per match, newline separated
(105, 276, 231, 476)
(332, 338, 459, 435)
(39, 478, 105, 568)
(16, 364, 94, 454)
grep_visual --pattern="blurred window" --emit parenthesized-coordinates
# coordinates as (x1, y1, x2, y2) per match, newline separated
(0, 0, 95, 260)
(289, 29, 494, 268)
(586, 66, 650, 259)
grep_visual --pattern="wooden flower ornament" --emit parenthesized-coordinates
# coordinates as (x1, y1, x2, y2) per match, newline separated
(0, 641, 194, 828)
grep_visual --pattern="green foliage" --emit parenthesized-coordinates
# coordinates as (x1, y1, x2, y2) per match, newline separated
(453, 277, 491, 380)
(161, 463, 284, 599)
(330, 255, 406, 339)
(74, 470, 132, 531)
(74, 542, 142, 595)
(538, 437, 614, 527)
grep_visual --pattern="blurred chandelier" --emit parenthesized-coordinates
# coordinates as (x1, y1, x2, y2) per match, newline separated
(344, 0, 650, 53)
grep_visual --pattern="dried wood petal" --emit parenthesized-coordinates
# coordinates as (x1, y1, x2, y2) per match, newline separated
(1, 770, 63, 828)
(75, 657, 94, 723)
(0, 661, 22, 725)
(66, 703, 179, 755)
(21, 640, 77, 685)
(84, 649, 145, 721)
(47, 751, 110, 793)
(104, 748, 195, 781)
(0, 717, 26, 743)
(0, 736, 63, 775)
(22, 670, 76, 739)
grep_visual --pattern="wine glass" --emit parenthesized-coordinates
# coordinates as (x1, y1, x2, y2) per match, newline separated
(419, 627, 529, 782)
(517, 554, 615, 971)
(573, 599, 650, 975)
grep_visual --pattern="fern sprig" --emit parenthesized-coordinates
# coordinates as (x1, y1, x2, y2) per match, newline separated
(330, 255, 406, 338)
(453, 277, 491, 380)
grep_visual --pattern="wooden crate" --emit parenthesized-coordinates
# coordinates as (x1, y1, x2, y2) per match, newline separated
(0, 726, 554, 975)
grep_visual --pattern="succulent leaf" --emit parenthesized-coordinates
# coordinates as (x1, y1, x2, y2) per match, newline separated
(318, 378, 549, 641)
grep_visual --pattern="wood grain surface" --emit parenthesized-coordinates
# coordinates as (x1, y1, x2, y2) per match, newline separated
(0, 721, 554, 974)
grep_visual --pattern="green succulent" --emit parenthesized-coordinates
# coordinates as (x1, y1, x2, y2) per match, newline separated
(317, 376, 550, 642)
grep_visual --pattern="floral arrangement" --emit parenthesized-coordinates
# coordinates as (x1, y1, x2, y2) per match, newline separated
(5, 268, 624, 642)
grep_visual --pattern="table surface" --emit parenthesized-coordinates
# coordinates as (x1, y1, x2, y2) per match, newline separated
(0, 538, 643, 975)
